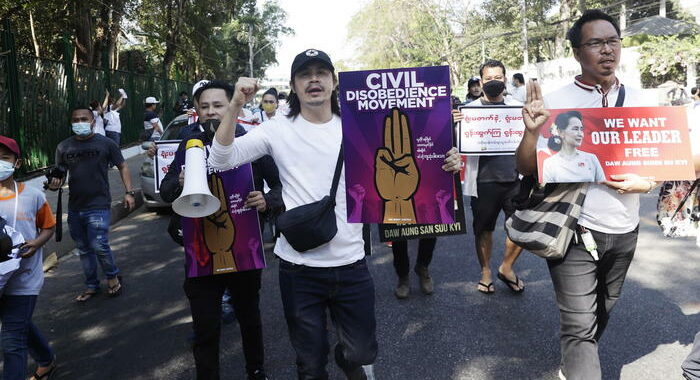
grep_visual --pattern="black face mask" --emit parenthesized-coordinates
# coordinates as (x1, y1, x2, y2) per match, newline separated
(200, 119, 221, 140)
(482, 80, 506, 98)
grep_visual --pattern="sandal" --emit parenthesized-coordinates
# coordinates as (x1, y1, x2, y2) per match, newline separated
(30, 359, 57, 380)
(75, 289, 98, 302)
(107, 276, 123, 297)
(497, 271, 525, 294)
(477, 282, 495, 294)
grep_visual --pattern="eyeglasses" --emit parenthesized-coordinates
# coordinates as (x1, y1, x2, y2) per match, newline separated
(579, 37, 622, 50)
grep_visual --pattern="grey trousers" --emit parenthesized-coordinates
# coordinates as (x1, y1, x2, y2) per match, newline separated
(547, 227, 638, 380)
(683, 332, 700, 380)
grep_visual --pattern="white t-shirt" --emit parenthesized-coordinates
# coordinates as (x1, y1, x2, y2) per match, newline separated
(542, 150, 606, 183)
(209, 114, 364, 267)
(545, 81, 653, 234)
(92, 111, 106, 136)
(103, 107, 122, 133)
(511, 85, 527, 103)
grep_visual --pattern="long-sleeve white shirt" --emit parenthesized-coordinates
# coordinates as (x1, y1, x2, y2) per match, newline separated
(209, 114, 365, 267)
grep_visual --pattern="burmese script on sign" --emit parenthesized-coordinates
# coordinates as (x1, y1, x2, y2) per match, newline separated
(458, 106, 525, 156)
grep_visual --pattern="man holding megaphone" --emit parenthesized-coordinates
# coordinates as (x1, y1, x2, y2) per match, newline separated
(160, 80, 283, 380)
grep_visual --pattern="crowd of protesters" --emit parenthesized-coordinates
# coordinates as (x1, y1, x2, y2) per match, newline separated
(0, 9, 699, 380)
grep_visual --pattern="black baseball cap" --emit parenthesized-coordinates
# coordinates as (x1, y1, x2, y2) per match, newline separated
(290, 49, 334, 79)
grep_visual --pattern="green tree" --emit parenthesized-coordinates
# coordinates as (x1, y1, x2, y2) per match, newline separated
(637, 34, 700, 87)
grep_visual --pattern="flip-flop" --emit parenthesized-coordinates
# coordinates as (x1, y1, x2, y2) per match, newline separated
(497, 272, 525, 294)
(75, 290, 98, 302)
(107, 276, 123, 297)
(29, 358, 57, 380)
(477, 282, 495, 294)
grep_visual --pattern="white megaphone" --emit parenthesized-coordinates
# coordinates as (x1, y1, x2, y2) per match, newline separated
(172, 139, 221, 218)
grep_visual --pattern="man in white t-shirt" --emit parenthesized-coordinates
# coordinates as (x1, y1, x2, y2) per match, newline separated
(143, 96, 163, 141)
(104, 89, 127, 146)
(209, 49, 462, 380)
(515, 10, 657, 380)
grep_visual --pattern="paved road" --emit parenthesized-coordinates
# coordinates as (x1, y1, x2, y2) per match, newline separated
(26, 192, 700, 380)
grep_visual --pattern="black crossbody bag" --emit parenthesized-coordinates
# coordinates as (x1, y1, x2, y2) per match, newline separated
(276, 147, 344, 252)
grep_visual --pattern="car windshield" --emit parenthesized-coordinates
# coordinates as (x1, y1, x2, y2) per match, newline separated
(161, 117, 189, 140)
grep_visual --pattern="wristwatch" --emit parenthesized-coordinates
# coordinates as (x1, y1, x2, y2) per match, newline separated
(125, 190, 136, 196)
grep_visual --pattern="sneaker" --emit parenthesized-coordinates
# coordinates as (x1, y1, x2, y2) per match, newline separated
(222, 303, 236, 325)
(248, 369, 268, 380)
(362, 364, 376, 380)
(414, 265, 434, 295)
(394, 276, 410, 299)
(558, 368, 566, 380)
(344, 366, 368, 380)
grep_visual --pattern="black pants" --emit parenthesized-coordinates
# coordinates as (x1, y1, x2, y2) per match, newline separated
(183, 270, 264, 380)
(391, 238, 437, 278)
(278, 258, 378, 380)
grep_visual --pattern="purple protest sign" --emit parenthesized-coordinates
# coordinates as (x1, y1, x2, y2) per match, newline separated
(339, 66, 455, 224)
(181, 161, 265, 278)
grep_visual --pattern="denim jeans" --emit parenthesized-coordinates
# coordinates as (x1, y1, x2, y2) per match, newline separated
(683, 331, 700, 380)
(278, 257, 378, 380)
(0, 295, 54, 380)
(183, 270, 264, 380)
(547, 227, 638, 380)
(68, 209, 119, 290)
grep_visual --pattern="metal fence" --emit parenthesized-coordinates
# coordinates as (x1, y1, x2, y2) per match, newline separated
(1, 23, 192, 177)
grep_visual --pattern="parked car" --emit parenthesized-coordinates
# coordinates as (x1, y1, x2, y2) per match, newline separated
(140, 114, 189, 210)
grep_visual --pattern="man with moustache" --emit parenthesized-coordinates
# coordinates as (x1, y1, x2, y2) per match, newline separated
(208, 49, 463, 379)
(515, 10, 657, 380)
(160, 80, 282, 380)
(456, 59, 525, 295)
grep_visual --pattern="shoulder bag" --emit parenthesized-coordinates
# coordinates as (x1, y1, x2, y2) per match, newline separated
(276, 147, 343, 252)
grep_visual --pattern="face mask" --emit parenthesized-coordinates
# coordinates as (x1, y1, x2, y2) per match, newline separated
(262, 103, 276, 113)
(0, 160, 15, 181)
(482, 80, 506, 98)
(71, 122, 92, 136)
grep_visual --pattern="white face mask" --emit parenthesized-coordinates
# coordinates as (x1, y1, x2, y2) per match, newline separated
(0, 160, 15, 181)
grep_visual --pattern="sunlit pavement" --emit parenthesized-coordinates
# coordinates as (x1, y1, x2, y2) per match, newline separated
(28, 192, 699, 379)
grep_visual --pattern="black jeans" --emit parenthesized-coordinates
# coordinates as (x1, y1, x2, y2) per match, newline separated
(183, 270, 264, 380)
(278, 258, 378, 380)
(547, 227, 638, 380)
(391, 238, 436, 278)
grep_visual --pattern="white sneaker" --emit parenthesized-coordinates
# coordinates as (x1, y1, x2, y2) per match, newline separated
(363, 364, 375, 380)
(558, 368, 567, 380)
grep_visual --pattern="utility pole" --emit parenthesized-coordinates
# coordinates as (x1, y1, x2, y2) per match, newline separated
(521, 0, 529, 69)
(659, 0, 666, 17)
(620, 3, 627, 31)
(248, 24, 254, 77)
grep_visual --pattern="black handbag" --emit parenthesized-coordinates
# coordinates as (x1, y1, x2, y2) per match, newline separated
(276, 147, 344, 252)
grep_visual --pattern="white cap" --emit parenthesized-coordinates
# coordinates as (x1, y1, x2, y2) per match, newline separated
(145, 96, 159, 104)
(192, 80, 210, 96)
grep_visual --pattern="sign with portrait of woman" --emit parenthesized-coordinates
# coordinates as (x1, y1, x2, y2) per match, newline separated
(536, 107, 695, 183)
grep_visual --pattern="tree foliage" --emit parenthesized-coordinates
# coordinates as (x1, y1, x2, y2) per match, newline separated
(637, 34, 700, 86)
(2, 0, 291, 81)
(349, 0, 700, 89)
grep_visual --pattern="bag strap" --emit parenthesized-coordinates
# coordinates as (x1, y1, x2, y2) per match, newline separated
(670, 179, 700, 220)
(614, 85, 625, 107)
(329, 146, 344, 199)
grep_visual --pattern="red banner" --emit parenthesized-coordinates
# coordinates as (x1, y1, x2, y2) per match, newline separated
(537, 107, 694, 183)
